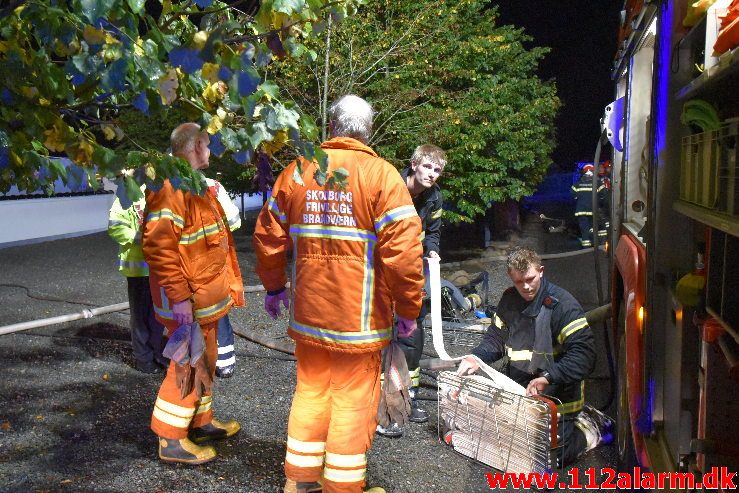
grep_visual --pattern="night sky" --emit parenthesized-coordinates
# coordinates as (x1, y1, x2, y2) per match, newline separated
(494, 1, 623, 171)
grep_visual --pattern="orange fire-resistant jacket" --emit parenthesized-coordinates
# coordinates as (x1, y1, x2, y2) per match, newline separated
(253, 137, 424, 354)
(143, 179, 244, 326)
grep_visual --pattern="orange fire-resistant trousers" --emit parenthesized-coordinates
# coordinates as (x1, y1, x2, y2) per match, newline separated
(150, 320, 218, 439)
(285, 342, 382, 493)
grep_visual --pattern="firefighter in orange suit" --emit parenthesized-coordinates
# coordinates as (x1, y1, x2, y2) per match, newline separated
(143, 123, 245, 465)
(253, 95, 424, 493)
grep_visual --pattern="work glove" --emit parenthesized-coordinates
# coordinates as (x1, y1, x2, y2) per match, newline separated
(265, 288, 290, 319)
(189, 323, 205, 366)
(162, 324, 192, 366)
(396, 316, 417, 338)
(192, 357, 213, 399)
(175, 363, 193, 399)
(376, 341, 412, 427)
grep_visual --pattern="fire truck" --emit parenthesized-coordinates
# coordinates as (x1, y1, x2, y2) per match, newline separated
(608, 0, 739, 481)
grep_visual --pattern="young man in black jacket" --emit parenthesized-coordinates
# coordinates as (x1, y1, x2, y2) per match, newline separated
(377, 144, 446, 438)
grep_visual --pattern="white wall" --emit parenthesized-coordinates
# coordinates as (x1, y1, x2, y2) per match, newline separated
(0, 194, 115, 248)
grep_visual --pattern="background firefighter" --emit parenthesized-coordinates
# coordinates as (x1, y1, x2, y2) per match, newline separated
(253, 95, 424, 493)
(107, 188, 168, 374)
(142, 123, 245, 465)
(571, 163, 608, 248)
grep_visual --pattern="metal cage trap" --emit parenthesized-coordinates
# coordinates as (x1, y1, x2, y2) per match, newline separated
(437, 371, 560, 474)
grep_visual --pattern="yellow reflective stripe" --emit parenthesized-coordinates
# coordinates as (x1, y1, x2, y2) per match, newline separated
(286, 451, 324, 468)
(430, 208, 443, 219)
(574, 211, 593, 216)
(290, 321, 391, 345)
(325, 452, 366, 468)
(493, 313, 506, 330)
(179, 222, 221, 245)
(374, 205, 418, 233)
(290, 224, 376, 243)
(153, 397, 195, 428)
(506, 346, 533, 361)
(147, 209, 185, 228)
(323, 466, 366, 483)
(153, 407, 192, 428)
(155, 397, 196, 417)
(287, 437, 326, 454)
(557, 317, 588, 344)
(226, 213, 241, 231)
(419, 231, 425, 241)
(597, 185, 606, 192)
(360, 242, 374, 333)
(557, 382, 585, 414)
(194, 296, 232, 319)
(195, 395, 212, 415)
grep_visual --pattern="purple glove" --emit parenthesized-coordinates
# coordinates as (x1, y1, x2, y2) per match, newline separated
(265, 288, 290, 319)
(396, 316, 417, 338)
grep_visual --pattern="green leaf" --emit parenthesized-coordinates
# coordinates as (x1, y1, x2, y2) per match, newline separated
(127, 0, 145, 14)
(273, 0, 305, 15)
(248, 122, 273, 149)
(314, 147, 328, 173)
(266, 104, 300, 131)
(333, 167, 349, 180)
(125, 176, 142, 203)
(313, 168, 326, 186)
(260, 80, 280, 99)
(76, 0, 118, 24)
(127, 151, 147, 168)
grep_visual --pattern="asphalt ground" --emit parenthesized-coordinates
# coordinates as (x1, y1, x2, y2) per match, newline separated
(0, 212, 617, 493)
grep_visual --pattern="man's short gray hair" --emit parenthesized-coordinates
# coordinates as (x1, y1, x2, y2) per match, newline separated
(328, 95, 374, 143)
(171, 122, 205, 155)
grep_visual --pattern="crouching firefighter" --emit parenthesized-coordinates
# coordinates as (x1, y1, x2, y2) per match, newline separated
(143, 123, 245, 464)
(457, 247, 611, 467)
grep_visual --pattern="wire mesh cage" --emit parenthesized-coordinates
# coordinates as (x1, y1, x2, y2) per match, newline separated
(437, 371, 559, 475)
(422, 283, 489, 355)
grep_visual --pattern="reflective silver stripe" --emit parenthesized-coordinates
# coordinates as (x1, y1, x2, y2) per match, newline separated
(286, 451, 324, 468)
(216, 355, 235, 367)
(323, 466, 366, 483)
(325, 452, 366, 468)
(493, 313, 506, 330)
(287, 437, 326, 454)
(217, 344, 234, 355)
(374, 205, 418, 232)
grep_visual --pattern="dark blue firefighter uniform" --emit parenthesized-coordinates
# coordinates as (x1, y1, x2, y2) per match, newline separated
(471, 277, 596, 466)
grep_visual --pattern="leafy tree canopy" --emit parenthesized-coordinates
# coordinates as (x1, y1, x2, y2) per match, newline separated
(277, 0, 561, 221)
(0, 0, 362, 206)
